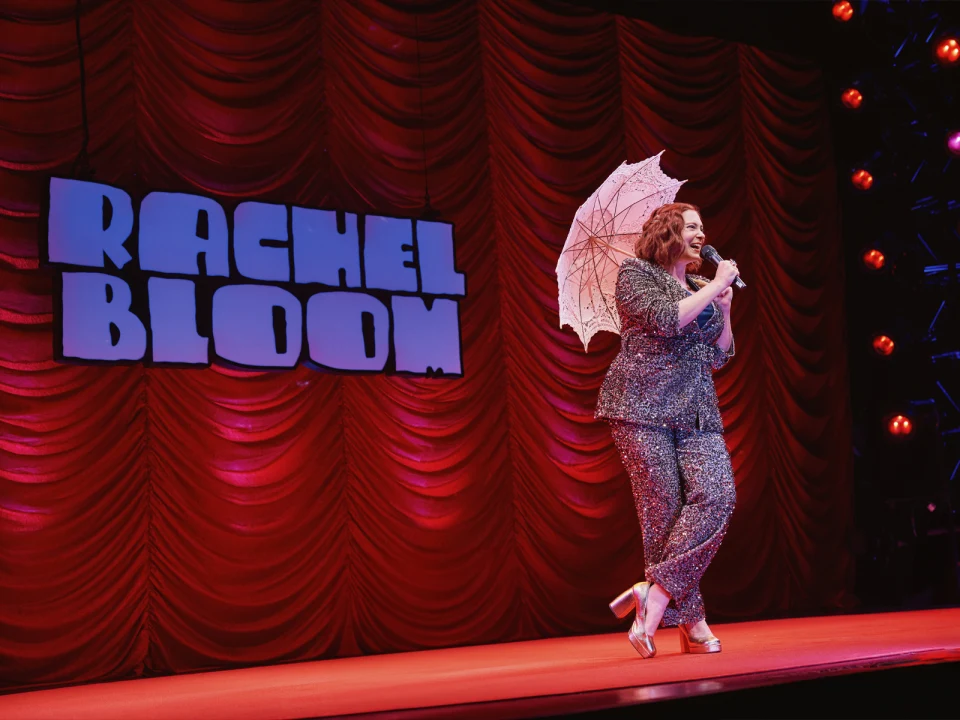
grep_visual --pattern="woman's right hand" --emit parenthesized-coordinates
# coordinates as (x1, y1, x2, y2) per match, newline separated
(711, 260, 739, 291)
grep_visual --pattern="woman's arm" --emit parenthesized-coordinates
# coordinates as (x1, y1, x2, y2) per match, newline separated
(712, 286, 735, 370)
(716, 312, 734, 352)
(619, 262, 728, 335)
(677, 282, 725, 330)
(694, 261, 739, 333)
(715, 286, 733, 351)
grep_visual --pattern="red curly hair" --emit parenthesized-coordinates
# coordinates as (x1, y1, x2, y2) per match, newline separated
(634, 202, 703, 272)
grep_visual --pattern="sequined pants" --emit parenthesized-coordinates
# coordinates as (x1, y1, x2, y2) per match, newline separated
(609, 421, 736, 627)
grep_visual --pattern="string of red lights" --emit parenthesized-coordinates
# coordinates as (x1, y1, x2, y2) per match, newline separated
(827, 0, 960, 607)
(834, 0, 958, 441)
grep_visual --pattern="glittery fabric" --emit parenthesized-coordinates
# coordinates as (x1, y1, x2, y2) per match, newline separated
(597, 256, 737, 626)
(595, 257, 734, 432)
(609, 420, 736, 627)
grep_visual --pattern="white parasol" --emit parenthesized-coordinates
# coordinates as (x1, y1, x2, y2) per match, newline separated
(556, 151, 686, 351)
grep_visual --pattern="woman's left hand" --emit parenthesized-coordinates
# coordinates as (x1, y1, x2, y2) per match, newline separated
(716, 287, 733, 315)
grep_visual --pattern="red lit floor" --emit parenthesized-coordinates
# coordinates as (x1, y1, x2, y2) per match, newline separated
(1, 608, 959, 720)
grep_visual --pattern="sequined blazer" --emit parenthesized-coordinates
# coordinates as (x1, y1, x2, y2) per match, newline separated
(595, 257, 735, 433)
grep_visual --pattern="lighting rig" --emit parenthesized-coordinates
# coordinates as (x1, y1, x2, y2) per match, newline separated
(828, 0, 960, 606)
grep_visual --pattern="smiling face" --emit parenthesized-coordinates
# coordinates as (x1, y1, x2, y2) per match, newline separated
(680, 209, 705, 264)
(634, 202, 704, 272)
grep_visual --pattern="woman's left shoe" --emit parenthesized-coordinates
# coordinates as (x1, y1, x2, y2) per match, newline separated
(608, 584, 639, 619)
(679, 625, 722, 654)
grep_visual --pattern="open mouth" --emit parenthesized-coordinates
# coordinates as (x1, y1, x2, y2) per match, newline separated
(690, 243, 702, 253)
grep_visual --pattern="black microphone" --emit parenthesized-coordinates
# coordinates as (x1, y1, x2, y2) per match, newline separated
(700, 245, 746, 289)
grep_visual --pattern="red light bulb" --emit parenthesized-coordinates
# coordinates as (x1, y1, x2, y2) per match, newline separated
(887, 415, 913, 436)
(841, 88, 863, 109)
(936, 37, 959, 65)
(832, 1, 854, 22)
(862, 249, 885, 271)
(872, 335, 895, 356)
(851, 169, 874, 190)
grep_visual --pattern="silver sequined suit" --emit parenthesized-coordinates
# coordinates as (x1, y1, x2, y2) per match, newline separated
(597, 257, 736, 627)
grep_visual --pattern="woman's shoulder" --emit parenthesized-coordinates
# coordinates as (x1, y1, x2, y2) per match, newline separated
(620, 256, 654, 273)
(621, 257, 672, 284)
(618, 258, 671, 293)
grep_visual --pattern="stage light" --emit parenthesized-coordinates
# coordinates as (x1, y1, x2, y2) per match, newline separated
(936, 37, 959, 65)
(887, 414, 913, 436)
(851, 169, 874, 190)
(832, 1, 854, 22)
(948, 130, 960, 157)
(841, 88, 863, 109)
(862, 249, 885, 270)
(872, 335, 895, 355)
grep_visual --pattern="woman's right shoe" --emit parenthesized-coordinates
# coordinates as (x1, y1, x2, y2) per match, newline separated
(679, 624, 721, 654)
(609, 582, 656, 658)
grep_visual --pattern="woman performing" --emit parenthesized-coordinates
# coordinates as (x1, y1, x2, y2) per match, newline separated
(596, 202, 740, 658)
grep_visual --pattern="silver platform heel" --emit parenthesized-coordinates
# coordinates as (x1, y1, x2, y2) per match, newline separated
(609, 582, 656, 658)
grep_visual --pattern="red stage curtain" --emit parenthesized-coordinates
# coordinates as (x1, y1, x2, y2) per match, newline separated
(0, 0, 853, 691)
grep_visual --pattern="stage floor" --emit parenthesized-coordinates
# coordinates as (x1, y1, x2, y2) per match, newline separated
(2, 608, 959, 719)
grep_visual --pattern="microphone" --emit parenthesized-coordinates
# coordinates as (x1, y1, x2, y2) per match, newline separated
(701, 245, 747, 289)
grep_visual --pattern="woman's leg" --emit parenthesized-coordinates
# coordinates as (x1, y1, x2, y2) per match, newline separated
(650, 429, 737, 627)
(608, 421, 683, 632)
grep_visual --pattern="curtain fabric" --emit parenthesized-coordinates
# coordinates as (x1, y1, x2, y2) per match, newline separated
(0, 0, 853, 691)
